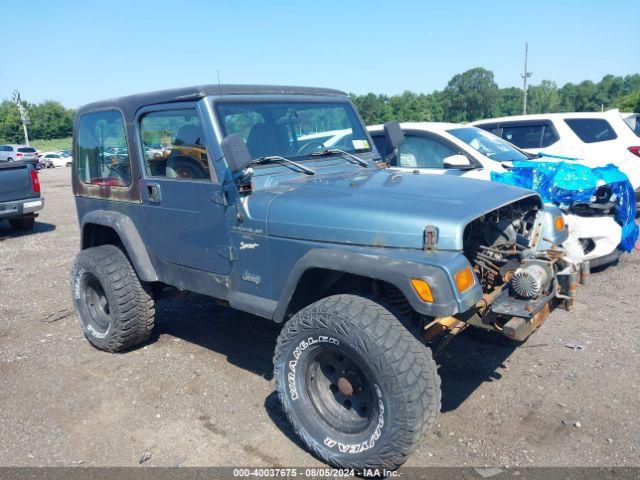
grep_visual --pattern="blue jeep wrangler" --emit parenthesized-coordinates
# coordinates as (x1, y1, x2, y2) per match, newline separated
(70, 85, 574, 471)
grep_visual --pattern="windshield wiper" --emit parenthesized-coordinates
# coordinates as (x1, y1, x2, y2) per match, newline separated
(251, 156, 316, 175)
(309, 149, 368, 167)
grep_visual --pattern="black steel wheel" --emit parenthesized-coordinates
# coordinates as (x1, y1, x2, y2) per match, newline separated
(71, 244, 155, 352)
(273, 294, 441, 472)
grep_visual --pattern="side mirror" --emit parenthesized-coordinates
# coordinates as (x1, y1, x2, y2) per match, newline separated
(221, 134, 253, 173)
(443, 154, 473, 169)
(383, 121, 405, 150)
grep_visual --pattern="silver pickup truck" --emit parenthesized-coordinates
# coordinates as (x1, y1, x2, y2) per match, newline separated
(0, 160, 44, 230)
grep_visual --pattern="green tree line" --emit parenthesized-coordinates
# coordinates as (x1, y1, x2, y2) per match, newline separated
(350, 68, 640, 125)
(0, 99, 75, 143)
(1, 69, 639, 144)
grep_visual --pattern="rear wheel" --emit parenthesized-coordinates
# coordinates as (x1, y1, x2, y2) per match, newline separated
(71, 244, 155, 352)
(273, 294, 440, 471)
(9, 216, 35, 230)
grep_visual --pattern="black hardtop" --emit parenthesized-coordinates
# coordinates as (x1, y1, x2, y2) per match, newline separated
(77, 84, 348, 117)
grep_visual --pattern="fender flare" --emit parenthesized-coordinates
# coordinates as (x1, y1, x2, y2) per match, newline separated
(272, 248, 479, 323)
(80, 210, 158, 282)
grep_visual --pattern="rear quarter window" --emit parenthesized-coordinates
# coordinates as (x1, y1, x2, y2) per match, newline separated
(76, 110, 132, 187)
(564, 118, 617, 143)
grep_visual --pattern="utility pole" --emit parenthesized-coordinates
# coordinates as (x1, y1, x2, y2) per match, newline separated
(12, 90, 30, 146)
(521, 42, 532, 115)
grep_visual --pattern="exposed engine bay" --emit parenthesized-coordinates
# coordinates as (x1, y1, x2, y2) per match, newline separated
(462, 197, 576, 340)
(463, 197, 546, 294)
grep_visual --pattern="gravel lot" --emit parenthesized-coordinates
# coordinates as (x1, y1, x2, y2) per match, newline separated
(0, 167, 638, 468)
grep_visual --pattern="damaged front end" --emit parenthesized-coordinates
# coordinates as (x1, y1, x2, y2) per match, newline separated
(460, 197, 577, 341)
(491, 161, 639, 265)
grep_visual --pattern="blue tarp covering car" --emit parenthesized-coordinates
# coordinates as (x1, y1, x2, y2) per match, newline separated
(491, 162, 639, 252)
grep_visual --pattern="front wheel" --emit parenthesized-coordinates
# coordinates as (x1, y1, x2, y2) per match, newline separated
(273, 294, 441, 471)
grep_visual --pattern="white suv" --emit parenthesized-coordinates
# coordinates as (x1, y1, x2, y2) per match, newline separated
(470, 110, 640, 205)
(0, 144, 38, 162)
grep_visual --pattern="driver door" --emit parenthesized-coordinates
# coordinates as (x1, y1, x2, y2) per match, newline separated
(136, 102, 232, 275)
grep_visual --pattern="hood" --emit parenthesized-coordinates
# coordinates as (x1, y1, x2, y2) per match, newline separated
(266, 169, 539, 251)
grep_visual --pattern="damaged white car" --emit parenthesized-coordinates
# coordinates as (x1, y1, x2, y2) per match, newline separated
(367, 122, 631, 268)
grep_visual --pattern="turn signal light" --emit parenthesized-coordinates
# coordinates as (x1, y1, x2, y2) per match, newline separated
(554, 215, 565, 232)
(454, 266, 475, 293)
(410, 278, 434, 303)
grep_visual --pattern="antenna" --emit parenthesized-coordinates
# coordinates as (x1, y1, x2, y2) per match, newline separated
(521, 42, 533, 115)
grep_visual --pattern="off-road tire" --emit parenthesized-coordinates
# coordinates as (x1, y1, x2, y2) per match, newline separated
(273, 294, 441, 471)
(71, 245, 155, 352)
(9, 216, 35, 230)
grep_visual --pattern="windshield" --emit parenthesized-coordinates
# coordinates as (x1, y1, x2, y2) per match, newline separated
(216, 101, 371, 160)
(447, 127, 530, 162)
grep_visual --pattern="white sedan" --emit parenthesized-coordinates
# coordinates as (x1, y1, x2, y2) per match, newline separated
(40, 151, 72, 168)
(368, 122, 626, 268)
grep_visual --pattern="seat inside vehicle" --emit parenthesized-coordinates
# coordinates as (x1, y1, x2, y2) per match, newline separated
(165, 124, 208, 179)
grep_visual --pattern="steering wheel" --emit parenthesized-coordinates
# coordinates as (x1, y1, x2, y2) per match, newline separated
(296, 140, 325, 156)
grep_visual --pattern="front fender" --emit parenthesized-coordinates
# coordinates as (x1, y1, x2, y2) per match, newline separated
(273, 247, 482, 322)
(80, 210, 158, 282)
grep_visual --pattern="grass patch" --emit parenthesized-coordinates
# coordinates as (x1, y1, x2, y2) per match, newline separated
(30, 137, 72, 152)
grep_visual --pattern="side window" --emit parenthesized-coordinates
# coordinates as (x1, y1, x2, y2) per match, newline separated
(564, 118, 618, 143)
(397, 135, 459, 169)
(540, 125, 560, 147)
(77, 110, 131, 187)
(140, 109, 211, 181)
(500, 123, 559, 148)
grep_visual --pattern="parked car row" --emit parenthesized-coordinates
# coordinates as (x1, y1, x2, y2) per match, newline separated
(0, 144, 73, 170)
(39, 150, 73, 168)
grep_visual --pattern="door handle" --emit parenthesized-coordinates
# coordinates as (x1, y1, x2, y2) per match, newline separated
(147, 183, 161, 203)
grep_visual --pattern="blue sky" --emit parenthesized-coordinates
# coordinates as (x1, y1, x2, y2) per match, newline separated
(1, 0, 638, 108)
